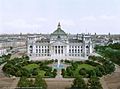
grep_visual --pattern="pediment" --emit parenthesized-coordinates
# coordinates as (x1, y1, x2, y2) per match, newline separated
(50, 40, 67, 46)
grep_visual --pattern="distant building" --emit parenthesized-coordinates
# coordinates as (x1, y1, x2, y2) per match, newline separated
(0, 48, 7, 56)
(27, 23, 93, 61)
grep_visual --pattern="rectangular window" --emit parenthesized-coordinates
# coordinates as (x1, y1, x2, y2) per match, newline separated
(78, 49, 80, 53)
(30, 50, 32, 53)
(42, 49, 44, 53)
(36, 49, 38, 53)
(72, 49, 74, 53)
(69, 49, 71, 53)
(45, 49, 47, 53)
(48, 49, 49, 53)
(58, 50, 60, 54)
(55, 50, 57, 54)
(75, 49, 77, 53)
(61, 49, 63, 54)
(39, 49, 41, 53)
(81, 49, 83, 52)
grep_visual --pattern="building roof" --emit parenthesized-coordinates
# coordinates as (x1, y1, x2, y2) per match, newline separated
(36, 38, 50, 43)
(51, 22, 67, 36)
(69, 39, 83, 43)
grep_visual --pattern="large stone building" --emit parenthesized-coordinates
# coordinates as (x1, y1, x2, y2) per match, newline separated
(27, 23, 93, 61)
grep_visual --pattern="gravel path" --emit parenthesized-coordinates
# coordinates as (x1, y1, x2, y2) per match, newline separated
(101, 64, 120, 89)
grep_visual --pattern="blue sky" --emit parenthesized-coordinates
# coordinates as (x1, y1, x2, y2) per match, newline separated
(0, 0, 120, 34)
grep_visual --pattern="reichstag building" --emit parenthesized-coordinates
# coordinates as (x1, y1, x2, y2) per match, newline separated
(27, 23, 93, 61)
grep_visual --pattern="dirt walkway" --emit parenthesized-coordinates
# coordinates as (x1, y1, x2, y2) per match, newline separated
(101, 64, 120, 89)
(45, 78, 74, 89)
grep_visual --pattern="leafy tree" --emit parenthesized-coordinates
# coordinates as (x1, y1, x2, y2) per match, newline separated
(94, 67, 102, 77)
(34, 75, 47, 89)
(52, 69, 57, 77)
(18, 77, 30, 87)
(79, 68, 87, 77)
(71, 76, 88, 89)
(88, 77, 103, 89)
(61, 69, 65, 77)
(88, 70, 96, 77)
(32, 68, 38, 76)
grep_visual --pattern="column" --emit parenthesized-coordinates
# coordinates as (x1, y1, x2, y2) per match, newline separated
(60, 46, 61, 55)
(57, 46, 58, 55)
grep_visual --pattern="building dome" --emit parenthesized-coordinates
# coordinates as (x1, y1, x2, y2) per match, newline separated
(51, 22, 67, 35)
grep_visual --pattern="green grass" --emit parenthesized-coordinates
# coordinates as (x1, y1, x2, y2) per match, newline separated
(74, 64, 95, 76)
(77, 64, 95, 70)
(23, 64, 39, 71)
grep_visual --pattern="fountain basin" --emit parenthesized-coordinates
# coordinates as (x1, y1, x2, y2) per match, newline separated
(53, 64, 64, 69)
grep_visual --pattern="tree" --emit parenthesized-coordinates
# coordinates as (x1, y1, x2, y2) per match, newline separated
(34, 75, 47, 89)
(52, 69, 57, 77)
(21, 68, 30, 77)
(61, 69, 65, 77)
(17, 77, 30, 87)
(71, 76, 88, 89)
(32, 68, 38, 76)
(88, 77, 103, 89)
(94, 67, 102, 77)
(88, 70, 96, 78)
(79, 68, 87, 77)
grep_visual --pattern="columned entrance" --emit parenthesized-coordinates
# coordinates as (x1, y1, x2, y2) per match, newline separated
(53, 46, 64, 55)
(51, 45, 66, 60)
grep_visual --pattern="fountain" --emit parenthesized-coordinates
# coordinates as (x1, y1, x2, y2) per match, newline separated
(57, 59, 60, 68)
(53, 59, 64, 69)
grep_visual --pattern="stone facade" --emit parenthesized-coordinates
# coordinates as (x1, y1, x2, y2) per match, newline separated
(27, 23, 93, 61)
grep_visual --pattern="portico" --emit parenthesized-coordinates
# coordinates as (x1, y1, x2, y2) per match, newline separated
(50, 41, 67, 61)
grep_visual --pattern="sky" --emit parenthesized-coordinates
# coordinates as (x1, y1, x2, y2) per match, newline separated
(0, 0, 120, 34)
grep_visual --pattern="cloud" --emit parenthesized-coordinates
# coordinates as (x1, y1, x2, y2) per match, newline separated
(35, 17, 47, 22)
(58, 19, 76, 26)
(79, 15, 117, 22)
(2, 18, 47, 29)
(99, 15, 117, 20)
(80, 16, 96, 21)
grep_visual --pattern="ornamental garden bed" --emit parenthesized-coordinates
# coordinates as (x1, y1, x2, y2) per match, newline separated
(62, 56, 115, 78)
(2, 56, 57, 78)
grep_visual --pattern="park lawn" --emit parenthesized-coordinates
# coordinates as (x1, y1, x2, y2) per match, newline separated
(77, 64, 95, 70)
(74, 64, 95, 76)
(23, 64, 39, 72)
(38, 70, 46, 77)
